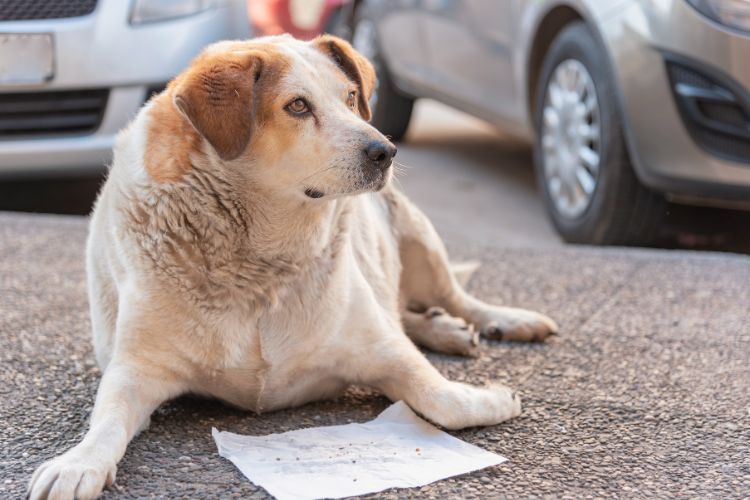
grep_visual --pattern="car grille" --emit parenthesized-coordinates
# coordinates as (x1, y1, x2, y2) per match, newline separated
(0, 89, 109, 138)
(0, 0, 98, 21)
(666, 58, 750, 165)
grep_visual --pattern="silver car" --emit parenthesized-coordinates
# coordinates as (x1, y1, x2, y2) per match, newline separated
(0, 0, 248, 178)
(336, 0, 750, 245)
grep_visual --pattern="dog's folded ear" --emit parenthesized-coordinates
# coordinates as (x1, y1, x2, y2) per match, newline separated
(172, 51, 264, 161)
(313, 35, 376, 121)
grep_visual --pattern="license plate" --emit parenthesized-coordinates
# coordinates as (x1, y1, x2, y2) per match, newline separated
(0, 33, 54, 85)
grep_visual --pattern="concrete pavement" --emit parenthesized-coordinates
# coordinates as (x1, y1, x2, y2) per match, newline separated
(1, 210, 749, 499)
(398, 101, 562, 249)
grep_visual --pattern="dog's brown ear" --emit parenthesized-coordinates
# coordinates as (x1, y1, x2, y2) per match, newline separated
(313, 35, 376, 121)
(173, 51, 264, 161)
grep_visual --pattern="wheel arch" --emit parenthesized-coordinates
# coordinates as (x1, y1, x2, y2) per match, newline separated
(524, 1, 658, 193)
(526, 4, 587, 120)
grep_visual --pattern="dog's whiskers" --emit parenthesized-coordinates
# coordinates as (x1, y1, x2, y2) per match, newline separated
(393, 162, 411, 179)
(295, 164, 340, 187)
(392, 162, 408, 181)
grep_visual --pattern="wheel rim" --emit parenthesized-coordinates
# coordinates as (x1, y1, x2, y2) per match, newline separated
(351, 18, 380, 111)
(541, 59, 601, 219)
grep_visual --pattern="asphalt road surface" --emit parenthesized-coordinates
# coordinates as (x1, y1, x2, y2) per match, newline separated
(399, 101, 562, 249)
(1, 212, 749, 499)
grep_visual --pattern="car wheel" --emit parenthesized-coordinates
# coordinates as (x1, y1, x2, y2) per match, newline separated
(533, 22, 665, 246)
(350, 6, 414, 141)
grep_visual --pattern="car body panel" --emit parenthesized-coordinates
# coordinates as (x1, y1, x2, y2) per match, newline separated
(600, 0, 750, 199)
(418, 1, 516, 120)
(513, 0, 633, 131)
(378, 0, 633, 138)
(368, 0, 431, 89)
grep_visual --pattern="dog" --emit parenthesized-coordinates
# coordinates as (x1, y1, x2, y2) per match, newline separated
(28, 34, 558, 500)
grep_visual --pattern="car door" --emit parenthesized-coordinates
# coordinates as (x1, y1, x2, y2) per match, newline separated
(374, 0, 431, 88)
(419, 0, 518, 122)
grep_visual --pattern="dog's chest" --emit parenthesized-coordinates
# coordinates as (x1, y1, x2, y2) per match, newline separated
(193, 255, 353, 411)
(187, 309, 265, 410)
(194, 296, 351, 412)
(192, 195, 401, 412)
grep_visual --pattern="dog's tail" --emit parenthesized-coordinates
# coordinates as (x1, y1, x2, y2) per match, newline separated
(450, 260, 481, 289)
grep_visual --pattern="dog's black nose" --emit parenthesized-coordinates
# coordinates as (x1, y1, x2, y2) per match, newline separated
(364, 141, 397, 170)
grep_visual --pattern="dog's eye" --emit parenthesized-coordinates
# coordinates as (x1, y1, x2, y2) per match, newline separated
(286, 98, 310, 115)
(347, 91, 357, 109)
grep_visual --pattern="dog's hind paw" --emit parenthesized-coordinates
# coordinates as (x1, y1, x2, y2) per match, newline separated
(424, 307, 480, 357)
(478, 307, 558, 342)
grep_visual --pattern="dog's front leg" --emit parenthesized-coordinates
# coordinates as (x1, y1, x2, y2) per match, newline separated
(28, 360, 183, 500)
(356, 317, 520, 430)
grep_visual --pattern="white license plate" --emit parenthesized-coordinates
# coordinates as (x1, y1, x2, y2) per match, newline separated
(0, 33, 54, 85)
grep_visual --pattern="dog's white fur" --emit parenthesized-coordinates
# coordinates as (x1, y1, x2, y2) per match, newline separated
(28, 35, 557, 500)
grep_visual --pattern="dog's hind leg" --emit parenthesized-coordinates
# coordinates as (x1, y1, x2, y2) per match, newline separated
(386, 187, 558, 342)
(402, 307, 479, 357)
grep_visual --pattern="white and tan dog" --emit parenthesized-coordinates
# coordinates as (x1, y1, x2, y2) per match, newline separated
(29, 35, 557, 500)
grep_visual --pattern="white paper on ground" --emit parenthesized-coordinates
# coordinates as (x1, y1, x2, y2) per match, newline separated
(212, 401, 506, 500)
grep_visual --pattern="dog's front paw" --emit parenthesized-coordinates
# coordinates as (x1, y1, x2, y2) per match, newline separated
(28, 447, 116, 500)
(479, 307, 558, 342)
(489, 384, 522, 422)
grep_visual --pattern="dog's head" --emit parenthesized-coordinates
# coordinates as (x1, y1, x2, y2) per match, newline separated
(146, 35, 396, 199)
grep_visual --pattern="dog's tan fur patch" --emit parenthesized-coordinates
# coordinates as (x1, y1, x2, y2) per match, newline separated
(145, 42, 292, 181)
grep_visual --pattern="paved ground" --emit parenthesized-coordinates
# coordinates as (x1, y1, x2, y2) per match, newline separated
(1, 211, 749, 499)
(397, 101, 561, 249)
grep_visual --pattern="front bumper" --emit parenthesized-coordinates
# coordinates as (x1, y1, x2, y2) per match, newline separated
(602, 0, 750, 204)
(0, 0, 249, 177)
(0, 86, 146, 177)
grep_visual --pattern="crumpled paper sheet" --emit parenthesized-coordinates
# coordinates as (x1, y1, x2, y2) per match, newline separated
(212, 401, 506, 500)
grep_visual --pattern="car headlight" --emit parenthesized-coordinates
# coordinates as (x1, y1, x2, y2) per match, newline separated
(686, 0, 750, 34)
(130, 0, 215, 25)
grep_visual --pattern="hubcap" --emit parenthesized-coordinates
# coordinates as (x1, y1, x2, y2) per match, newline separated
(541, 59, 601, 219)
(351, 18, 380, 111)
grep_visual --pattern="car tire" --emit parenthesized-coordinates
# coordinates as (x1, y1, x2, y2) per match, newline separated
(350, 5, 414, 141)
(533, 22, 665, 246)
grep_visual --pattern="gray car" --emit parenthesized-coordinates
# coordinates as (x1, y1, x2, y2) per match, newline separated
(335, 0, 750, 245)
(0, 0, 249, 178)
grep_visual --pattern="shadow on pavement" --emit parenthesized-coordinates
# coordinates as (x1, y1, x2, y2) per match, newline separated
(0, 174, 103, 216)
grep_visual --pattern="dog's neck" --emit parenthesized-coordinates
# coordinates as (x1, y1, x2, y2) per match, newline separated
(124, 164, 353, 311)
(239, 186, 352, 263)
